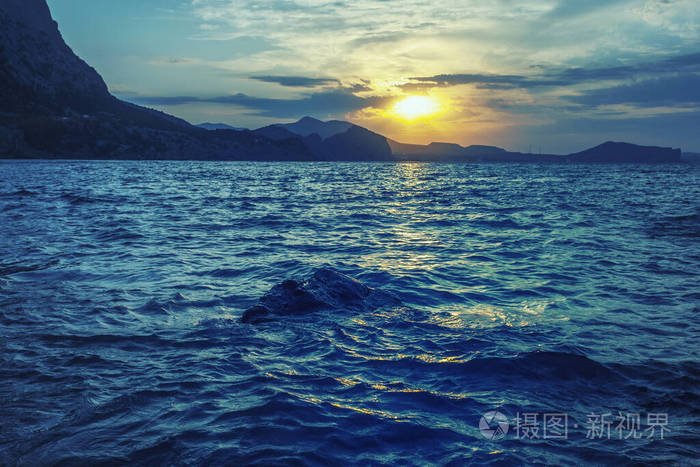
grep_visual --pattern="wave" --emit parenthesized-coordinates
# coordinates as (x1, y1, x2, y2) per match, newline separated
(0, 259, 59, 277)
(649, 211, 700, 238)
(0, 188, 39, 198)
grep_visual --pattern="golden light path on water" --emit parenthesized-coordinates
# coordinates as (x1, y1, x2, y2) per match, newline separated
(335, 162, 573, 332)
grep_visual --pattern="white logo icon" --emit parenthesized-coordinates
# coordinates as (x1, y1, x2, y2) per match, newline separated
(479, 411, 509, 440)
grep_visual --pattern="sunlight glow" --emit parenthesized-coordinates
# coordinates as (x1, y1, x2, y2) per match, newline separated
(392, 96, 441, 121)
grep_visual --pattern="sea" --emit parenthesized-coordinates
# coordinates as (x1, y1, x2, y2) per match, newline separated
(0, 160, 698, 465)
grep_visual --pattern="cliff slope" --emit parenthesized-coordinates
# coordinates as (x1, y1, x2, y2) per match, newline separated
(0, 0, 310, 160)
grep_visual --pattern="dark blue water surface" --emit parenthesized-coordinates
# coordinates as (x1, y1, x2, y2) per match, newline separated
(1, 160, 698, 465)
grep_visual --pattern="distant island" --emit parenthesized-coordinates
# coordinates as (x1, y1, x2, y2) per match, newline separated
(0, 0, 684, 163)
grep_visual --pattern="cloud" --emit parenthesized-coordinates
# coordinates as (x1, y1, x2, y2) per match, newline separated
(130, 90, 389, 119)
(543, 0, 634, 20)
(569, 73, 700, 107)
(398, 52, 700, 93)
(187, 0, 553, 79)
(403, 73, 568, 91)
(133, 95, 202, 106)
(558, 52, 700, 82)
(249, 75, 340, 87)
(151, 57, 202, 65)
(342, 81, 373, 93)
(208, 91, 386, 118)
(183, 0, 700, 105)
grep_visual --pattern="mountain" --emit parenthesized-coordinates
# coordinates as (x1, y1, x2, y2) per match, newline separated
(389, 140, 509, 160)
(389, 139, 682, 163)
(197, 122, 248, 131)
(0, 0, 111, 115)
(251, 125, 299, 142)
(319, 125, 393, 161)
(254, 117, 393, 161)
(0, 0, 311, 160)
(275, 117, 353, 140)
(568, 142, 681, 163)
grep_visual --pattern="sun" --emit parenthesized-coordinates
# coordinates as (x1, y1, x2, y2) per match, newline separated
(392, 95, 441, 121)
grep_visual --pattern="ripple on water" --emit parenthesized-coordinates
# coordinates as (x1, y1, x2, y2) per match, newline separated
(0, 160, 698, 464)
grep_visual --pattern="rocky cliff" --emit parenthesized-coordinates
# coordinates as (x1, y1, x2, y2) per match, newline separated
(0, 0, 111, 115)
(0, 0, 311, 160)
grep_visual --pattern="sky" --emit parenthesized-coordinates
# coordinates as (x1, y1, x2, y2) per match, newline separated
(47, 0, 700, 153)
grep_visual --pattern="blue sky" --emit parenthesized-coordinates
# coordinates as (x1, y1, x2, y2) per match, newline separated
(47, 0, 700, 152)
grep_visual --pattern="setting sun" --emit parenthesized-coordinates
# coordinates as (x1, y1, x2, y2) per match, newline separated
(392, 96, 441, 121)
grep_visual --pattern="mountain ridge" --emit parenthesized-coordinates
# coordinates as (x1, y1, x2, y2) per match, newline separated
(197, 122, 248, 131)
(254, 117, 393, 161)
(273, 116, 353, 140)
(568, 141, 682, 163)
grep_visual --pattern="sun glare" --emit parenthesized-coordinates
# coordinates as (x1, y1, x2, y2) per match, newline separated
(393, 96, 441, 121)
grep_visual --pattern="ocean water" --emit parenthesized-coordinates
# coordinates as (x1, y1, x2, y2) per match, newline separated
(0, 160, 698, 465)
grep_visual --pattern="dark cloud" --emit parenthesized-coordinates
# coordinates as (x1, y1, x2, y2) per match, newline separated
(212, 91, 389, 118)
(569, 73, 700, 107)
(401, 52, 700, 93)
(154, 57, 198, 65)
(131, 90, 388, 119)
(350, 31, 412, 47)
(404, 73, 567, 91)
(249, 75, 340, 87)
(341, 80, 373, 93)
(559, 52, 700, 82)
(542, 0, 633, 20)
(133, 96, 202, 106)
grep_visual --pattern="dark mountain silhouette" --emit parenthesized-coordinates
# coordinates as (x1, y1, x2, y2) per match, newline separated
(389, 139, 683, 163)
(274, 116, 352, 139)
(197, 122, 247, 131)
(389, 140, 509, 160)
(254, 117, 393, 161)
(389, 139, 681, 163)
(568, 142, 681, 163)
(253, 125, 300, 142)
(0, 0, 685, 163)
